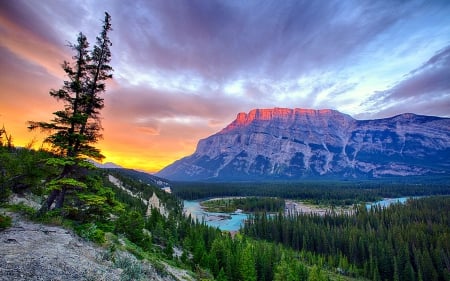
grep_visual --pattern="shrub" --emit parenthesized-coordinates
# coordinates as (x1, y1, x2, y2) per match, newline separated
(7, 203, 36, 217)
(75, 223, 106, 244)
(114, 255, 144, 281)
(0, 213, 12, 229)
(0, 185, 11, 203)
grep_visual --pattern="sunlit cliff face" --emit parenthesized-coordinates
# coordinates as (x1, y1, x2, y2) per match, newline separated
(221, 108, 337, 133)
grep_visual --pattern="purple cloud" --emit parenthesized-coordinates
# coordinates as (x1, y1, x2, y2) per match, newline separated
(104, 85, 245, 128)
(124, 1, 415, 80)
(1, 0, 450, 170)
(364, 45, 450, 118)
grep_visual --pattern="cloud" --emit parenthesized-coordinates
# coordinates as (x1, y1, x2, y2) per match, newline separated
(362, 45, 450, 118)
(389, 45, 450, 99)
(107, 0, 419, 84)
(1, 0, 450, 171)
(0, 1, 63, 47)
(103, 83, 250, 133)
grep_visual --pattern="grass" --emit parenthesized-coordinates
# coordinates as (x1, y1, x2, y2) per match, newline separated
(4, 202, 37, 217)
(0, 213, 12, 229)
(201, 198, 236, 213)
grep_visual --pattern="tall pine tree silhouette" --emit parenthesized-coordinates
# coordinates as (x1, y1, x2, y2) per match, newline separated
(29, 12, 113, 212)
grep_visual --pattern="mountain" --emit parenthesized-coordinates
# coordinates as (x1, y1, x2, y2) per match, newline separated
(109, 168, 172, 190)
(156, 108, 450, 181)
(90, 161, 172, 190)
(90, 161, 123, 169)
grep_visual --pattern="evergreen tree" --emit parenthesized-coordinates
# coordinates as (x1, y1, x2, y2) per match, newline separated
(216, 268, 228, 281)
(308, 265, 328, 281)
(0, 126, 13, 149)
(274, 253, 308, 281)
(28, 13, 113, 213)
(239, 244, 257, 281)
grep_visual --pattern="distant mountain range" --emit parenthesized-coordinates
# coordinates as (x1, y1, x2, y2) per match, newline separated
(156, 108, 450, 181)
(91, 161, 124, 169)
(90, 161, 171, 189)
(109, 168, 171, 189)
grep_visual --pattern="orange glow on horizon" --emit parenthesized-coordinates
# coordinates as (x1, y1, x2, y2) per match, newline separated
(0, 125, 199, 174)
(0, 84, 203, 174)
(0, 21, 208, 175)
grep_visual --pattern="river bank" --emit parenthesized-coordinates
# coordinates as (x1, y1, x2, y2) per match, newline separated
(183, 200, 248, 231)
(284, 200, 354, 216)
(183, 196, 422, 231)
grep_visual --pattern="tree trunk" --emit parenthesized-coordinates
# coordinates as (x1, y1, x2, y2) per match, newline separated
(55, 187, 67, 209)
(38, 189, 59, 215)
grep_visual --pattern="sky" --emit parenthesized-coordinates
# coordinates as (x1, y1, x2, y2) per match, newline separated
(1, 0, 449, 173)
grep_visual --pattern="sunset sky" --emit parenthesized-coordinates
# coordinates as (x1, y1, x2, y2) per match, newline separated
(1, 0, 449, 173)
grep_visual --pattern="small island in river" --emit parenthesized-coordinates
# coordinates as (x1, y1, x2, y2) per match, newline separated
(200, 197, 285, 213)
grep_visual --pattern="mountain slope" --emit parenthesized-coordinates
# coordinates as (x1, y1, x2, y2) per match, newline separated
(157, 108, 450, 181)
(0, 212, 192, 281)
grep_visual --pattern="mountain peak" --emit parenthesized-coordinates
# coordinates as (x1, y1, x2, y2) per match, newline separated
(222, 108, 341, 133)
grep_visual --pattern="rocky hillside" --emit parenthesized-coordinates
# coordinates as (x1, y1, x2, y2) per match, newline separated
(0, 211, 193, 281)
(157, 108, 450, 181)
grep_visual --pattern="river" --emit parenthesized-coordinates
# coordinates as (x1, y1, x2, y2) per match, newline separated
(184, 196, 420, 231)
(183, 200, 248, 231)
(365, 196, 419, 209)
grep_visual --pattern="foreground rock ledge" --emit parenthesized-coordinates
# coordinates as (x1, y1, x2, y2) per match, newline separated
(0, 213, 120, 281)
(0, 213, 192, 281)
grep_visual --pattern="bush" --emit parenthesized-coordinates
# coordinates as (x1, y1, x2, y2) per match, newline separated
(114, 255, 144, 281)
(7, 203, 36, 217)
(0, 185, 11, 203)
(75, 223, 106, 244)
(0, 213, 12, 229)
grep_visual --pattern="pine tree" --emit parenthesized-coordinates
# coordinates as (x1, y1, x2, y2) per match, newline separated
(216, 268, 228, 281)
(308, 265, 328, 281)
(239, 244, 257, 281)
(28, 12, 113, 213)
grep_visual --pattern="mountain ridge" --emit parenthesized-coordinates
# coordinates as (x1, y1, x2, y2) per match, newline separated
(157, 108, 450, 181)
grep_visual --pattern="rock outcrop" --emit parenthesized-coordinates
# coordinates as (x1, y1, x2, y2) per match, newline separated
(157, 108, 450, 181)
(108, 174, 168, 217)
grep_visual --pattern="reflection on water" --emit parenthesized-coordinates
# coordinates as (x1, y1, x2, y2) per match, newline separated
(183, 200, 248, 231)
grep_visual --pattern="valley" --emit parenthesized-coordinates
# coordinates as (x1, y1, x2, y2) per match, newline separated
(1, 143, 449, 281)
(183, 195, 431, 232)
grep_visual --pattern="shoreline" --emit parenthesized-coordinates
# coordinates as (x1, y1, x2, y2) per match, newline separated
(285, 200, 354, 216)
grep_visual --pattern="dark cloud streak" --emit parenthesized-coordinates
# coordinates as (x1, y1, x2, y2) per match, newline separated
(110, 0, 418, 82)
(363, 45, 450, 118)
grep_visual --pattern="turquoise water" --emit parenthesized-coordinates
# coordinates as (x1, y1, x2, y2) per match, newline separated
(183, 200, 249, 231)
(184, 196, 419, 231)
(366, 197, 415, 209)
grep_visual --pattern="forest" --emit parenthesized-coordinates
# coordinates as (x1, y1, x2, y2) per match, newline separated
(172, 180, 450, 205)
(2, 128, 450, 280)
(242, 196, 450, 281)
(201, 197, 285, 213)
(0, 142, 332, 280)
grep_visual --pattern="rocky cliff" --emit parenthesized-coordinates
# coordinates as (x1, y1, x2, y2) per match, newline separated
(157, 108, 450, 181)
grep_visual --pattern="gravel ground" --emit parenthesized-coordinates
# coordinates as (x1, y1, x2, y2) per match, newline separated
(0, 212, 194, 281)
(0, 213, 121, 281)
